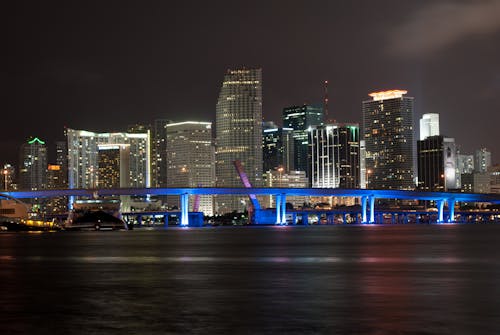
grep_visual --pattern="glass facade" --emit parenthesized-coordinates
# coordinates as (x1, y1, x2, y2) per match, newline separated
(362, 90, 415, 190)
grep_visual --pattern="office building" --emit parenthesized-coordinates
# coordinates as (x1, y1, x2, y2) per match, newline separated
(475, 148, 491, 173)
(55, 141, 68, 187)
(417, 136, 458, 191)
(263, 170, 308, 209)
(262, 124, 294, 173)
(309, 124, 360, 189)
(97, 144, 131, 189)
(283, 104, 323, 178)
(215, 68, 262, 213)
(362, 90, 415, 190)
(19, 137, 47, 190)
(419, 113, 440, 140)
(66, 128, 150, 189)
(151, 119, 170, 187)
(167, 121, 215, 215)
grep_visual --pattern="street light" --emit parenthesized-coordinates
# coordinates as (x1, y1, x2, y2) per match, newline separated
(277, 166, 284, 187)
(3, 169, 8, 191)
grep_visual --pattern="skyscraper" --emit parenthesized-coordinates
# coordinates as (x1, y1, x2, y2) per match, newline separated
(167, 121, 215, 215)
(55, 141, 68, 187)
(19, 137, 47, 190)
(362, 90, 415, 190)
(309, 124, 360, 188)
(262, 124, 294, 173)
(474, 148, 491, 173)
(215, 68, 262, 213)
(66, 128, 150, 189)
(97, 144, 131, 189)
(417, 136, 458, 191)
(283, 104, 323, 178)
(419, 113, 440, 140)
(151, 119, 170, 187)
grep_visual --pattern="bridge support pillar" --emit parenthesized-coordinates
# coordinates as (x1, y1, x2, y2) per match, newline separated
(361, 196, 367, 223)
(369, 196, 375, 223)
(437, 199, 445, 223)
(280, 194, 287, 224)
(180, 193, 189, 226)
(164, 214, 169, 227)
(275, 194, 282, 224)
(448, 199, 456, 223)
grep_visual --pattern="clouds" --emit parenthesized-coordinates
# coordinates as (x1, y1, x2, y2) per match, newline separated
(386, 0, 500, 58)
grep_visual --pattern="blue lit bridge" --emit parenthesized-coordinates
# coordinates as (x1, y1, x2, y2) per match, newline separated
(3, 187, 500, 226)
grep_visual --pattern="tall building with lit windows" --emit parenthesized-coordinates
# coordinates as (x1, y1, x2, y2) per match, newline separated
(262, 122, 294, 173)
(309, 124, 360, 188)
(19, 137, 48, 190)
(362, 90, 415, 190)
(97, 144, 131, 189)
(215, 68, 262, 213)
(417, 136, 458, 191)
(66, 128, 150, 189)
(283, 104, 323, 178)
(166, 121, 215, 215)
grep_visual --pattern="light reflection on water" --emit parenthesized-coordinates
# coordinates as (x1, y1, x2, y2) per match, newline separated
(1, 225, 500, 334)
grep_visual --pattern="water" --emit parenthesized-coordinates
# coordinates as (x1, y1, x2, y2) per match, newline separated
(1, 225, 500, 334)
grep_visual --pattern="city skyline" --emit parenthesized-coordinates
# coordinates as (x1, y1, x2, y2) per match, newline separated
(2, 1, 500, 165)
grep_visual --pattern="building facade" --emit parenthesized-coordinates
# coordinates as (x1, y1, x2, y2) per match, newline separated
(262, 124, 294, 173)
(166, 121, 215, 215)
(66, 128, 150, 189)
(362, 90, 415, 190)
(309, 124, 360, 189)
(475, 148, 491, 173)
(19, 137, 48, 190)
(215, 68, 263, 213)
(282, 104, 323, 179)
(417, 136, 458, 191)
(419, 113, 440, 140)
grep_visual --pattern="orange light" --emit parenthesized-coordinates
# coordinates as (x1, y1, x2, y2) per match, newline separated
(369, 90, 407, 101)
(48, 165, 61, 171)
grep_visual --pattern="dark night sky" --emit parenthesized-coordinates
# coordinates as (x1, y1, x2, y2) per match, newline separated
(2, 0, 500, 164)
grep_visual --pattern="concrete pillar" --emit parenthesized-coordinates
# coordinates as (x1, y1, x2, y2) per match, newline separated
(448, 199, 456, 223)
(281, 194, 287, 224)
(164, 214, 169, 227)
(276, 194, 282, 224)
(361, 196, 367, 223)
(369, 196, 375, 223)
(180, 193, 189, 226)
(437, 199, 445, 223)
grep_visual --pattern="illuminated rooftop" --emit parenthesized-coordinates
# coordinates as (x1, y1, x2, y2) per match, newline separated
(368, 90, 408, 101)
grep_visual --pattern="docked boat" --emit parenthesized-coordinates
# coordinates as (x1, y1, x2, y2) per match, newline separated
(65, 199, 127, 230)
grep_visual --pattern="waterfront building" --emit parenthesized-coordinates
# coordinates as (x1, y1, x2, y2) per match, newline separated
(167, 121, 215, 215)
(475, 148, 491, 173)
(55, 141, 68, 187)
(462, 172, 491, 194)
(309, 124, 360, 189)
(19, 137, 47, 190)
(215, 68, 262, 213)
(151, 119, 170, 187)
(362, 90, 415, 190)
(45, 164, 68, 213)
(97, 144, 131, 188)
(263, 170, 307, 209)
(457, 154, 474, 174)
(490, 165, 500, 194)
(417, 136, 458, 191)
(419, 113, 440, 140)
(66, 128, 150, 189)
(282, 104, 323, 179)
(359, 140, 367, 189)
(262, 123, 294, 173)
(1, 164, 16, 191)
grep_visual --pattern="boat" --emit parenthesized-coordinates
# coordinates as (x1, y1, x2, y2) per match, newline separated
(65, 198, 128, 230)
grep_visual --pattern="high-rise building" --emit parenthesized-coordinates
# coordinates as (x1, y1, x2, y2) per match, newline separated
(283, 104, 323, 178)
(215, 68, 262, 213)
(262, 124, 294, 173)
(362, 90, 415, 190)
(474, 148, 491, 173)
(417, 136, 458, 191)
(97, 144, 131, 189)
(263, 170, 308, 209)
(66, 128, 150, 189)
(55, 141, 68, 187)
(309, 124, 360, 188)
(151, 119, 170, 187)
(419, 113, 440, 140)
(167, 121, 215, 215)
(457, 154, 474, 174)
(19, 137, 48, 190)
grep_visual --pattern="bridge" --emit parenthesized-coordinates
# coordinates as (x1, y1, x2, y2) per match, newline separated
(3, 187, 500, 226)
